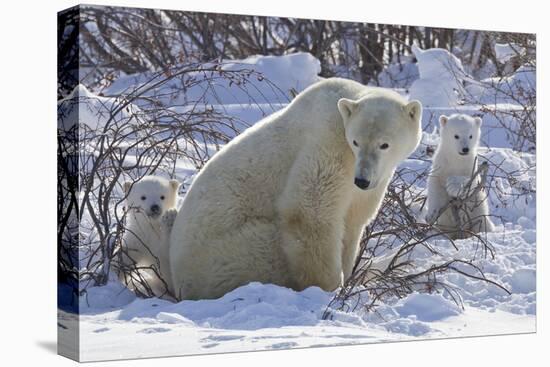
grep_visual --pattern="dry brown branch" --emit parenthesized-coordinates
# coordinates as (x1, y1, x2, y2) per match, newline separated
(58, 63, 288, 300)
(323, 161, 507, 319)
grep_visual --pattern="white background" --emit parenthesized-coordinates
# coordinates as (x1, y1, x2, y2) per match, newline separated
(0, 0, 546, 365)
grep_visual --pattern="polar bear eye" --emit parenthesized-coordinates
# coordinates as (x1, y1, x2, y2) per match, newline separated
(141, 196, 146, 201)
(380, 143, 389, 150)
(454, 135, 459, 139)
(160, 195, 165, 200)
(353, 140, 358, 147)
(469, 135, 473, 139)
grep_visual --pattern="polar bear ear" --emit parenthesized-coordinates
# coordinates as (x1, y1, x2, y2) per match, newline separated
(439, 115, 448, 127)
(123, 181, 132, 195)
(474, 116, 483, 127)
(337, 98, 357, 121)
(169, 179, 180, 192)
(404, 100, 422, 122)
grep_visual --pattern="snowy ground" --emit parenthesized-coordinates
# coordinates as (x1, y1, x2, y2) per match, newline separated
(59, 286, 533, 361)
(60, 51, 536, 361)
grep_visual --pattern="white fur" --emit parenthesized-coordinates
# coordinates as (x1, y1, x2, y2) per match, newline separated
(170, 78, 422, 300)
(426, 114, 495, 238)
(121, 176, 180, 298)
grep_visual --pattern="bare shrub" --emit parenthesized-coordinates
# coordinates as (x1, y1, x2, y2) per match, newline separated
(58, 63, 288, 301)
(78, 5, 460, 88)
(58, 7, 535, 313)
(323, 161, 509, 319)
(461, 33, 536, 152)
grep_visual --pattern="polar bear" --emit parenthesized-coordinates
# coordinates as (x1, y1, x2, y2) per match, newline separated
(426, 114, 494, 238)
(120, 176, 180, 299)
(170, 78, 422, 300)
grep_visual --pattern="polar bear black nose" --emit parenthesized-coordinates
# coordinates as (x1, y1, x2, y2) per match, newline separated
(462, 147, 469, 154)
(354, 177, 370, 190)
(150, 204, 161, 214)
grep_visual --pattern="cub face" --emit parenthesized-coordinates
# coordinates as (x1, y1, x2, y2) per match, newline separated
(124, 176, 180, 220)
(439, 114, 482, 157)
(338, 93, 422, 190)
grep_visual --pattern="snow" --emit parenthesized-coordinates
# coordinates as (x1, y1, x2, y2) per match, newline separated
(417, 104, 534, 151)
(465, 64, 535, 106)
(103, 52, 320, 126)
(82, 283, 333, 330)
(395, 293, 461, 322)
(106, 52, 321, 104)
(60, 282, 534, 361)
(409, 45, 466, 107)
(58, 84, 144, 130)
(62, 51, 536, 361)
(495, 43, 526, 63)
(376, 54, 419, 88)
(61, 280, 534, 361)
(508, 268, 536, 294)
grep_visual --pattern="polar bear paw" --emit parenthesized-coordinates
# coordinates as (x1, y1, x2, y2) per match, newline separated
(446, 176, 469, 197)
(162, 208, 178, 230)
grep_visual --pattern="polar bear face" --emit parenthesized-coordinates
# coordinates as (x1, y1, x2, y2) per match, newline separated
(338, 94, 422, 190)
(439, 114, 482, 157)
(124, 176, 180, 219)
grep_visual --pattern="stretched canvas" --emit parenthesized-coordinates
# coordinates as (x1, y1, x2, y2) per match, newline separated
(57, 4, 536, 362)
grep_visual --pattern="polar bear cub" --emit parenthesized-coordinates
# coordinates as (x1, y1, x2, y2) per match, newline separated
(426, 114, 494, 237)
(120, 176, 180, 298)
(170, 78, 422, 300)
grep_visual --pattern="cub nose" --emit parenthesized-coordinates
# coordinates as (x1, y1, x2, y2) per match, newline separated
(150, 204, 161, 214)
(354, 177, 371, 190)
(462, 147, 470, 154)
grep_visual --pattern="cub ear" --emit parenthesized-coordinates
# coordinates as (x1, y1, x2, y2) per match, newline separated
(474, 116, 483, 127)
(123, 181, 132, 195)
(439, 115, 448, 127)
(404, 100, 422, 121)
(337, 98, 357, 121)
(169, 179, 180, 192)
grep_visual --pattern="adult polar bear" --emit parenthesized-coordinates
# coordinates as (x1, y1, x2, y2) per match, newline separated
(170, 78, 422, 300)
